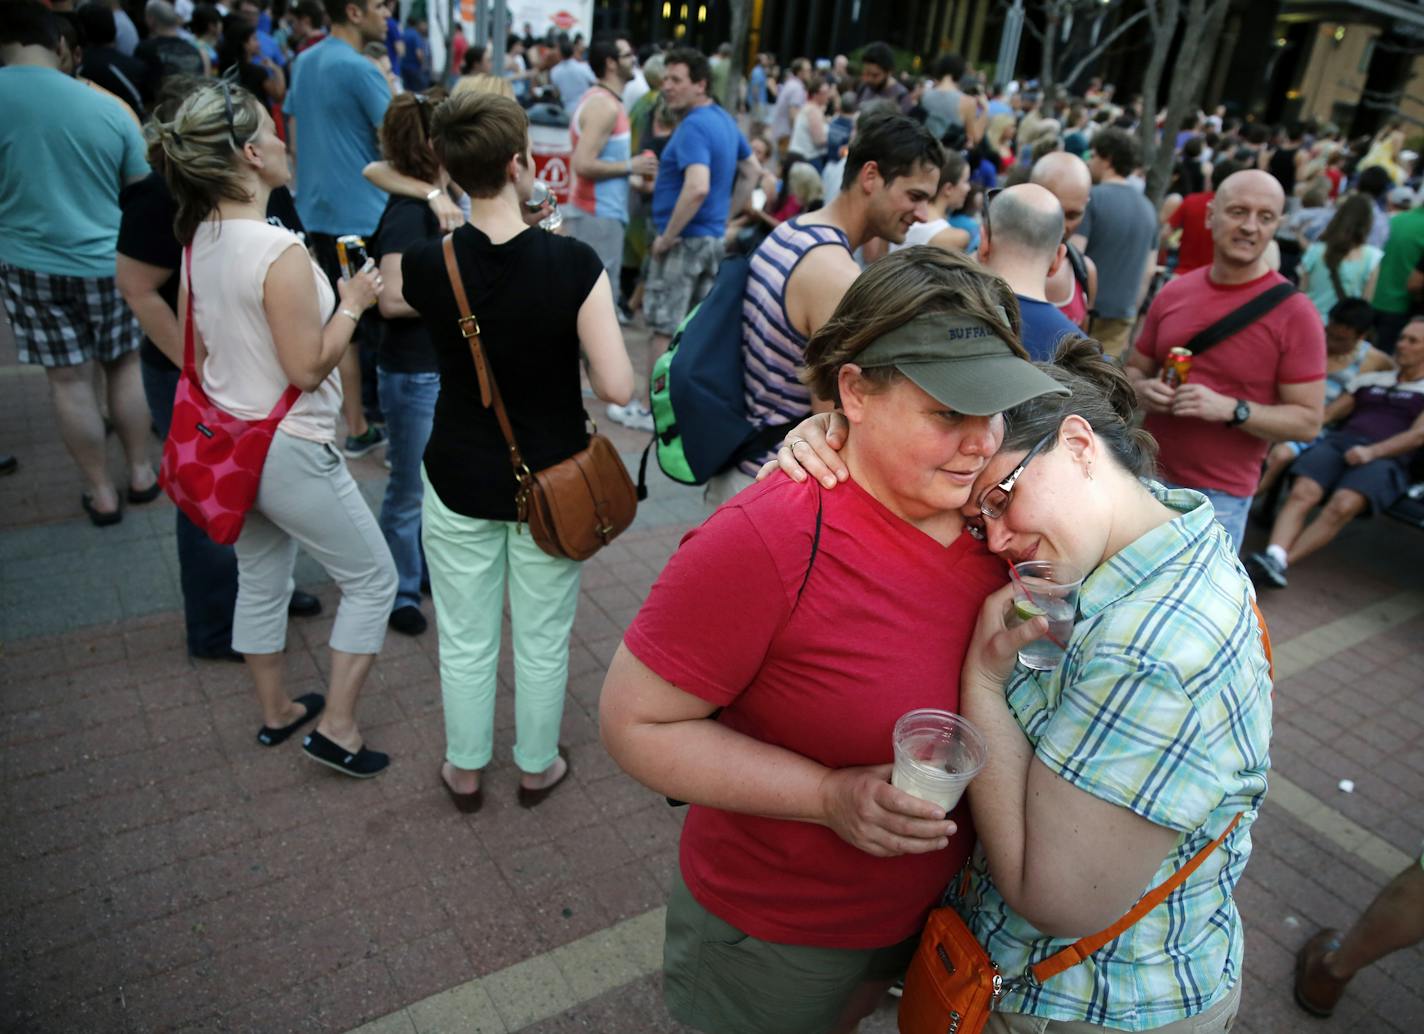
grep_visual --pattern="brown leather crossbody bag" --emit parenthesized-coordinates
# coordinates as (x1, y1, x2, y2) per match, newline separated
(441, 234, 637, 561)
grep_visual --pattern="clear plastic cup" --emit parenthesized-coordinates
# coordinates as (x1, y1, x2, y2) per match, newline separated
(1008, 560, 1083, 671)
(890, 709, 988, 813)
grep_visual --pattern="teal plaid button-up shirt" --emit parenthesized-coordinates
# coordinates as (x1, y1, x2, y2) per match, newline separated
(958, 485, 1272, 1030)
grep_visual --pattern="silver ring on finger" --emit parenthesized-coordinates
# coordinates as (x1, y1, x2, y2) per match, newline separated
(786, 437, 807, 451)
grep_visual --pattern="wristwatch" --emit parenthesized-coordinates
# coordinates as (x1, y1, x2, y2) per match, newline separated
(1226, 399, 1251, 427)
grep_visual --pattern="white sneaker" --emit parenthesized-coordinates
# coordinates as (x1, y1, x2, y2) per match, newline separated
(606, 401, 654, 432)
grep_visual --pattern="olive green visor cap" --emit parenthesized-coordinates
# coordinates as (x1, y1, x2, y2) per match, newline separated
(853, 312, 1071, 416)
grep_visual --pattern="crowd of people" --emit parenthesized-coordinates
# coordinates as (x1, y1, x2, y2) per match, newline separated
(4, 2, 1424, 1031)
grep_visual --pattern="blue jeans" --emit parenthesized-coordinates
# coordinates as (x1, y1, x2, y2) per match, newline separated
(377, 368, 438, 610)
(1167, 481, 1251, 553)
(140, 360, 239, 655)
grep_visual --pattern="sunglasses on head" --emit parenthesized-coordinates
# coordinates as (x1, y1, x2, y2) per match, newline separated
(217, 72, 246, 152)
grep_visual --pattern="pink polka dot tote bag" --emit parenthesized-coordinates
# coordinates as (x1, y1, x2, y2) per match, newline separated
(159, 246, 301, 545)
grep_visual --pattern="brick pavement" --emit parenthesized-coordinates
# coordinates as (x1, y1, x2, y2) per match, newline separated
(3, 314, 1424, 1034)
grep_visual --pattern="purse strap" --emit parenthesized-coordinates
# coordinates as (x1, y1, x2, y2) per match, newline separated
(440, 233, 534, 486)
(182, 245, 302, 417)
(1019, 603, 1273, 986)
(1180, 281, 1296, 357)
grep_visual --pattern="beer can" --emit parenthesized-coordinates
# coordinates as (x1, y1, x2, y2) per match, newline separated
(1163, 346, 1193, 388)
(336, 235, 367, 279)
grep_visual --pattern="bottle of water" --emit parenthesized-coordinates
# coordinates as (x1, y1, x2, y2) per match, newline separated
(526, 180, 563, 232)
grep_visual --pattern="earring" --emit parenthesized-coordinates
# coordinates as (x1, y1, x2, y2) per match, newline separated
(1084, 462, 1094, 481)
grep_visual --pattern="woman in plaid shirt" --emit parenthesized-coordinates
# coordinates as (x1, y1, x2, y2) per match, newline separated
(955, 338, 1271, 1032)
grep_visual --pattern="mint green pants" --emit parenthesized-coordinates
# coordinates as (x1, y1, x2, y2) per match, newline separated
(421, 469, 582, 773)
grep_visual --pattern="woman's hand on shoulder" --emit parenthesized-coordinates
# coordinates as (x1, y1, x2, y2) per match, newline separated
(754, 410, 850, 486)
(817, 764, 957, 858)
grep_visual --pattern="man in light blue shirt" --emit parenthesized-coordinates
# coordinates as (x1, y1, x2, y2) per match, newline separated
(285, 0, 392, 453)
(550, 38, 594, 107)
(0, 1, 156, 524)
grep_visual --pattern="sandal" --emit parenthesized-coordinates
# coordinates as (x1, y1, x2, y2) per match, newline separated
(441, 764, 483, 814)
(81, 493, 122, 527)
(517, 747, 571, 809)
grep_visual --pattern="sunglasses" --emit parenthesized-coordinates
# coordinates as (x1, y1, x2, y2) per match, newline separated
(217, 73, 247, 152)
(965, 428, 1056, 540)
(982, 186, 1003, 236)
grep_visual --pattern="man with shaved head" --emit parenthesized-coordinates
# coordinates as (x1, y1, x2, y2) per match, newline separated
(1031, 151, 1096, 330)
(979, 184, 1083, 360)
(1127, 169, 1326, 549)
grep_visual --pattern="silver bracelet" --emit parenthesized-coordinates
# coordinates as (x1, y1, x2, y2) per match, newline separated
(339, 307, 362, 324)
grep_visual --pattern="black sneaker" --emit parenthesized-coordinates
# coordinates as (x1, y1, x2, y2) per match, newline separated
(1246, 551, 1288, 589)
(388, 605, 428, 636)
(287, 590, 322, 617)
(343, 425, 388, 458)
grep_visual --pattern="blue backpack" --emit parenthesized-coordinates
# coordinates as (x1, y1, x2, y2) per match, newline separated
(636, 254, 795, 496)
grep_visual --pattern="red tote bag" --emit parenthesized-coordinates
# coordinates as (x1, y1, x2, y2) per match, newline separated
(159, 246, 301, 545)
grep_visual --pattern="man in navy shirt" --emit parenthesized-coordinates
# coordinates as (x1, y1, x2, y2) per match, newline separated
(979, 184, 1083, 361)
(617, 47, 758, 430)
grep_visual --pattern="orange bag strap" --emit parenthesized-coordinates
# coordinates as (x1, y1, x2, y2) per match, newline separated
(1251, 596, 1274, 680)
(1028, 811, 1242, 984)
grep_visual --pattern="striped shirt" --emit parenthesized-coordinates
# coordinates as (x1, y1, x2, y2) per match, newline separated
(738, 217, 851, 475)
(569, 86, 631, 224)
(957, 484, 1272, 1030)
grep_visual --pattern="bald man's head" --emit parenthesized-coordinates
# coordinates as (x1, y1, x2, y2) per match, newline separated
(1209, 170, 1286, 269)
(986, 184, 1065, 269)
(1030, 151, 1092, 238)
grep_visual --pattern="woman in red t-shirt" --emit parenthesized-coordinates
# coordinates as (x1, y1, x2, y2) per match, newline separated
(601, 249, 1067, 1034)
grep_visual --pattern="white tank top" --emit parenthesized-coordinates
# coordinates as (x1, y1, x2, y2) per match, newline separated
(190, 218, 341, 443)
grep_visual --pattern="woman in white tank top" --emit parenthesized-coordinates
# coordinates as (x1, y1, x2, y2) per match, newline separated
(154, 81, 398, 778)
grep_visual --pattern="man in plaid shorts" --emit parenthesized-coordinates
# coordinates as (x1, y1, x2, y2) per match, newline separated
(1, 1, 155, 525)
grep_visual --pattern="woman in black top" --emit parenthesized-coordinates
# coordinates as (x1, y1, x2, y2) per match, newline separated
(401, 93, 633, 812)
(368, 90, 450, 638)
(218, 16, 284, 113)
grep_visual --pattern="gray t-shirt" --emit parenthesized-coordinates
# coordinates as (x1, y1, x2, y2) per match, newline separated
(921, 85, 963, 141)
(1079, 182, 1159, 318)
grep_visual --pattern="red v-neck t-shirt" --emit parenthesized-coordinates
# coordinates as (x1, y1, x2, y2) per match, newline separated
(624, 474, 1006, 948)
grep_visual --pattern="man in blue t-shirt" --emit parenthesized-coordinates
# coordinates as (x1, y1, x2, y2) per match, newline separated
(399, 16, 429, 91)
(631, 47, 757, 429)
(285, 0, 392, 455)
(0, 1, 155, 525)
(980, 184, 1083, 362)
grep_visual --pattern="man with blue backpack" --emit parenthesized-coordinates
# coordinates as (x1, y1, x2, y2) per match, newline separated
(705, 110, 945, 505)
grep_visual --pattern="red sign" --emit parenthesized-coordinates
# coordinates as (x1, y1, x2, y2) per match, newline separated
(551, 10, 579, 30)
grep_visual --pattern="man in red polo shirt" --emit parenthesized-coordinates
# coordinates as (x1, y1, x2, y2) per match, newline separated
(1127, 169, 1326, 551)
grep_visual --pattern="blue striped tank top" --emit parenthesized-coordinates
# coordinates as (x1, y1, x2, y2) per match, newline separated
(739, 216, 851, 475)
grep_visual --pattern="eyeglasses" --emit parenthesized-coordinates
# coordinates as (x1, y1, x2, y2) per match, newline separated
(964, 428, 1056, 540)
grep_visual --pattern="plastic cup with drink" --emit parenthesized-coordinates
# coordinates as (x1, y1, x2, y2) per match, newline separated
(890, 709, 988, 813)
(1007, 560, 1083, 670)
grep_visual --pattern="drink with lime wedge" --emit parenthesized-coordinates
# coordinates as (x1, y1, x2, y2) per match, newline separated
(1009, 560, 1084, 670)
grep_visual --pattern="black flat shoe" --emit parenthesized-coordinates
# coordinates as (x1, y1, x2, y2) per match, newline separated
(257, 693, 325, 746)
(441, 765, 483, 814)
(0, 455, 17, 476)
(302, 730, 388, 778)
(127, 481, 162, 504)
(81, 493, 122, 527)
(191, 646, 244, 663)
(287, 590, 322, 618)
(388, 605, 428, 636)
(517, 748, 571, 809)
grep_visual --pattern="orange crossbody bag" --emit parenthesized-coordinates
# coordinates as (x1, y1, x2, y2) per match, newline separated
(900, 600, 1273, 1034)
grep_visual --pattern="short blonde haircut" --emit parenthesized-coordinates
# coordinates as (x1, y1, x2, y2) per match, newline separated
(452, 73, 515, 101)
(786, 162, 823, 207)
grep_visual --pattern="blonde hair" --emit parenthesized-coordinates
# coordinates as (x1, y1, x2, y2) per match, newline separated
(986, 113, 1016, 152)
(452, 73, 515, 100)
(786, 161, 823, 206)
(146, 81, 265, 244)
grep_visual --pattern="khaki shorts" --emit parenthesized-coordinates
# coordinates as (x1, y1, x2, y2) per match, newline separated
(663, 870, 920, 1034)
(643, 235, 724, 336)
(1088, 315, 1135, 360)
